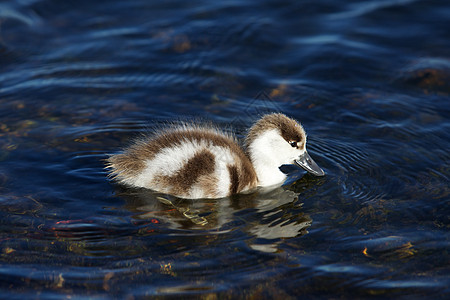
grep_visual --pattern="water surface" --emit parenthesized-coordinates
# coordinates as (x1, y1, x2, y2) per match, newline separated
(1, 0, 449, 298)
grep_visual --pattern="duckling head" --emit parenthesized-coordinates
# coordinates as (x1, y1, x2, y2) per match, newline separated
(245, 113, 324, 187)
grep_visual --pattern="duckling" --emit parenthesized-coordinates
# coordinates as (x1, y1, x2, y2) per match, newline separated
(106, 113, 324, 199)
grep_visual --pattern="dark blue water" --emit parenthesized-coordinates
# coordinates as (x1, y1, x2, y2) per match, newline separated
(1, 0, 449, 298)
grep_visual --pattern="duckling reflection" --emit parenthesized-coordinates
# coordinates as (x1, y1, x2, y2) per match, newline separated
(118, 176, 322, 252)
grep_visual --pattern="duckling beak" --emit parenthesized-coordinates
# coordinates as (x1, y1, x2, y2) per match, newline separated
(294, 151, 325, 176)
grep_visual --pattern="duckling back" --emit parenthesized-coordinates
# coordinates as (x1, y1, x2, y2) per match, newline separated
(106, 125, 258, 199)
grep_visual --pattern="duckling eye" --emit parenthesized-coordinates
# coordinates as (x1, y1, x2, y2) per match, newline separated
(289, 141, 297, 148)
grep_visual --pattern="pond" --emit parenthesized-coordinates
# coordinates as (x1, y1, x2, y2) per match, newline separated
(0, 0, 449, 298)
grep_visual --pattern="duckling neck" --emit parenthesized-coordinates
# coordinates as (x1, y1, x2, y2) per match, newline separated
(246, 129, 289, 187)
(250, 155, 287, 187)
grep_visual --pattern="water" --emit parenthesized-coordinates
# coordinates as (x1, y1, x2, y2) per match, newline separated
(1, 0, 449, 298)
